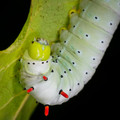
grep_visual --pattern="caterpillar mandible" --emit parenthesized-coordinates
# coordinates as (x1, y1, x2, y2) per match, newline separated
(19, 0, 120, 116)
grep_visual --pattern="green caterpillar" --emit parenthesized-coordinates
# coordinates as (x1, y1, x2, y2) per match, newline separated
(20, 0, 120, 116)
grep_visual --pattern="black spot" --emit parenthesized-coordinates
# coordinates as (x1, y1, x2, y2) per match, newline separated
(77, 83, 80, 85)
(57, 55, 60, 58)
(46, 61, 48, 63)
(51, 69, 54, 72)
(64, 41, 66, 43)
(86, 34, 89, 37)
(31, 87, 34, 90)
(85, 72, 88, 75)
(110, 22, 113, 26)
(36, 101, 39, 104)
(93, 58, 96, 60)
(32, 41, 34, 44)
(61, 75, 63, 78)
(28, 62, 30, 64)
(64, 71, 66, 73)
(36, 39, 39, 42)
(71, 11, 74, 14)
(59, 89, 63, 94)
(101, 41, 104, 43)
(59, 50, 61, 53)
(72, 62, 75, 65)
(69, 69, 71, 71)
(52, 56, 54, 58)
(24, 88, 26, 90)
(77, 50, 81, 53)
(73, 25, 75, 28)
(33, 62, 35, 65)
(69, 89, 72, 91)
(82, 9, 85, 12)
(52, 60, 55, 63)
(95, 16, 98, 20)
(42, 62, 44, 64)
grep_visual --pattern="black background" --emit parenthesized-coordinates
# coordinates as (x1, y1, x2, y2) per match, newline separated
(0, 0, 119, 119)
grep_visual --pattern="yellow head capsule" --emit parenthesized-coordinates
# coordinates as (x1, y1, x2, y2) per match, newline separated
(28, 40, 51, 61)
(41, 45, 51, 61)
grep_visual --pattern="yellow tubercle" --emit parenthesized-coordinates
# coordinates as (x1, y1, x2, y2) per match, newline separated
(69, 9, 77, 18)
(59, 27, 67, 35)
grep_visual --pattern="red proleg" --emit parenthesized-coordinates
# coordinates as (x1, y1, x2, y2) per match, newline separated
(60, 90, 69, 98)
(27, 87, 34, 93)
(43, 76, 48, 81)
(44, 105, 49, 116)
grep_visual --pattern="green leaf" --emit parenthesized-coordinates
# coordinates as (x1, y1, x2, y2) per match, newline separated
(0, 0, 79, 119)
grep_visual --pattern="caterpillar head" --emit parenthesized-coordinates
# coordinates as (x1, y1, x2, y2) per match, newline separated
(28, 38, 51, 61)
(21, 38, 51, 75)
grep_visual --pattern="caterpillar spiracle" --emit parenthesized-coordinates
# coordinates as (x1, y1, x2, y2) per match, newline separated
(20, 0, 120, 116)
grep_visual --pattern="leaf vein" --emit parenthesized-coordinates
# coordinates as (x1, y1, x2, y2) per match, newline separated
(0, 91, 25, 111)
(13, 94, 30, 120)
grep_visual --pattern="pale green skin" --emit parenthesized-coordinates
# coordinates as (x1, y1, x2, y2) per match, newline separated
(20, 0, 120, 105)
(79, 0, 120, 34)
(92, 0, 120, 16)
